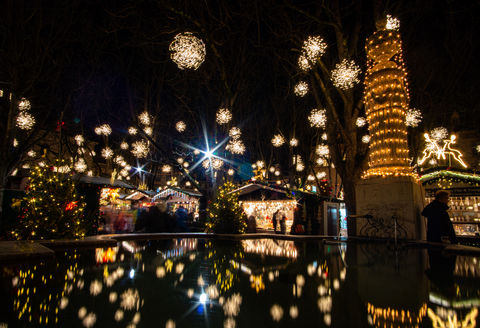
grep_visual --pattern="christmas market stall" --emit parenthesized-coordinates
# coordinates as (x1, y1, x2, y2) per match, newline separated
(420, 170, 480, 236)
(152, 187, 202, 216)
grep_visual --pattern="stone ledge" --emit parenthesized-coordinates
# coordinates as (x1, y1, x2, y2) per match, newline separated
(0, 241, 55, 263)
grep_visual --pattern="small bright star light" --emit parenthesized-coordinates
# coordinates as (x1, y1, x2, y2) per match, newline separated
(226, 139, 245, 155)
(129, 269, 135, 279)
(316, 144, 329, 157)
(256, 161, 265, 168)
(229, 127, 241, 139)
(199, 293, 207, 304)
(162, 165, 172, 173)
(356, 117, 367, 127)
(386, 14, 400, 30)
(176, 121, 186, 132)
(298, 54, 312, 71)
(169, 32, 206, 70)
(27, 150, 36, 157)
(405, 108, 422, 127)
(321, 133, 328, 141)
(16, 111, 35, 130)
(302, 35, 327, 62)
(120, 142, 129, 150)
(177, 157, 184, 164)
(139, 111, 150, 125)
(331, 59, 361, 90)
(74, 158, 87, 173)
(430, 127, 448, 141)
(228, 168, 235, 176)
(362, 135, 371, 143)
(290, 138, 298, 147)
(131, 140, 149, 158)
(102, 147, 114, 159)
(308, 109, 327, 128)
(128, 127, 138, 135)
(144, 126, 153, 136)
(193, 149, 201, 155)
(13, 138, 18, 147)
(294, 81, 309, 97)
(271, 134, 285, 147)
(18, 98, 31, 111)
(75, 135, 84, 146)
(216, 108, 232, 125)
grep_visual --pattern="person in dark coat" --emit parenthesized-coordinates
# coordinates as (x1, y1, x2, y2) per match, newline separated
(421, 190, 458, 244)
(272, 210, 279, 233)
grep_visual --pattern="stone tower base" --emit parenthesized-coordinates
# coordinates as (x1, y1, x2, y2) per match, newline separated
(354, 176, 426, 240)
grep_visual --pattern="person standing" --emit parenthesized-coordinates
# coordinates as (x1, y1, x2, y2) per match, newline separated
(272, 210, 279, 233)
(421, 190, 458, 244)
(280, 214, 287, 234)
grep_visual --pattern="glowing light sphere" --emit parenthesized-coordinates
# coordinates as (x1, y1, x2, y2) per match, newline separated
(229, 127, 241, 139)
(430, 127, 448, 141)
(226, 139, 245, 155)
(294, 81, 309, 97)
(16, 111, 35, 130)
(298, 54, 312, 71)
(128, 127, 138, 135)
(271, 134, 285, 147)
(386, 14, 400, 30)
(228, 168, 235, 176)
(120, 142, 129, 150)
(356, 117, 367, 127)
(316, 144, 329, 157)
(216, 108, 232, 125)
(405, 108, 422, 127)
(290, 138, 298, 147)
(308, 109, 327, 128)
(18, 98, 31, 111)
(131, 140, 149, 158)
(75, 135, 84, 146)
(302, 35, 327, 62)
(101, 147, 114, 159)
(139, 111, 150, 126)
(74, 159, 87, 173)
(176, 121, 186, 132)
(362, 135, 371, 143)
(331, 59, 361, 90)
(169, 32, 206, 70)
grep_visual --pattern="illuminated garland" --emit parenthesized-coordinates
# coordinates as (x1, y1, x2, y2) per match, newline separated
(363, 18, 413, 178)
(420, 170, 480, 187)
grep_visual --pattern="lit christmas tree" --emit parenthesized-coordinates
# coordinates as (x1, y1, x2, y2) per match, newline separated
(12, 159, 87, 239)
(206, 182, 247, 234)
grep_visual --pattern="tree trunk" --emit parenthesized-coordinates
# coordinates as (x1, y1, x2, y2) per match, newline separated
(342, 175, 357, 237)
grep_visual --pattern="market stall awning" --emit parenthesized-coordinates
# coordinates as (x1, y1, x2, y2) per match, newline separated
(153, 187, 202, 201)
(420, 170, 480, 187)
(74, 175, 136, 189)
(231, 183, 290, 201)
(125, 190, 153, 201)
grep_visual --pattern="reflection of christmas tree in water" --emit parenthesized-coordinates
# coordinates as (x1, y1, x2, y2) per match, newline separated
(10, 251, 82, 326)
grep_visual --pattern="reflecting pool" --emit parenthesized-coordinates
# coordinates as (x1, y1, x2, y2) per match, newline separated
(0, 238, 479, 327)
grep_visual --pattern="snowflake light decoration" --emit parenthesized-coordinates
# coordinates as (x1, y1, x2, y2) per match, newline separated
(302, 35, 327, 62)
(321, 133, 328, 141)
(74, 159, 87, 173)
(229, 127, 241, 139)
(95, 124, 112, 136)
(405, 108, 422, 127)
(271, 134, 285, 147)
(101, 147, 114, 159)
(120, 142, 129, 150)
(131, 140, 149, 158)
(430, 127, 448, 141)
(298, 55, 312, 71)
(331, 59, 361, 90)
(316, 172, 327, 179)
(316, 157, 326, 166)
(16, 111, 35, 130)
(316, 144, 329, 157)
(293, 155, 304, 172)
(139, 111, 150, 126)
(18, 98, 31, 111)
(202, 159, 210, 169)
(143, 126, 153, 136)
(27, 150, 36, 157)
(362, 135, 371, 143)
(290, 138, 298, 147)
(169, 32, 206, 70)
(226, 139, 246, 155)
(386, 15, 400, 30)
(75, 135, 84, 146)
(356, 117, 367, 127)
(294, 81, 309, 97)
(212, 158, 224, 170)
(161, 165, 171, 173)
(128, 127, 138, 135)
(114, 155, 124, 164)
(176, 121, 186, 132)
(308, 109, 327, 128)
(120, 169, 129, 177)
(216, 108, 232, 125)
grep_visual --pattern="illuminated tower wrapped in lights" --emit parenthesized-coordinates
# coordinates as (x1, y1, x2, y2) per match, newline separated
(363, 19, 412, 178)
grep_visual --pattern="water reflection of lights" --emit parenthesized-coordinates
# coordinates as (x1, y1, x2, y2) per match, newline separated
(367, 303, 427, 327)
(427, 307, 478, 328)
(289, 305, 299, 319)
(89, 280, 102, 296)
(223, 293, 242, 317)
(120, 289, 141, 310)
(250, 275, 265, 293)
(95, 247, 118, 264)
(270, 304, 283, 321)
(455, 256, 480, 278)
(242, 239, 298, 258)
(157, 239, 198, 259)
(121, 241, 146, 254)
